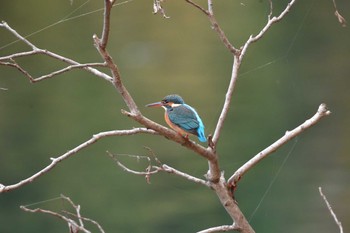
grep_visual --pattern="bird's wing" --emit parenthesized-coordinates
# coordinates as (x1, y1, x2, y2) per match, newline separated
(168, 105, 199, 135)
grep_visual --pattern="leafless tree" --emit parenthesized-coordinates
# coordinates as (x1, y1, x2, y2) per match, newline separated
(0, 0, 333, 232)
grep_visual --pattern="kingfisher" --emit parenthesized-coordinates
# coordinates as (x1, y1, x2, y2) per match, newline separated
(146, 94, 207, 142)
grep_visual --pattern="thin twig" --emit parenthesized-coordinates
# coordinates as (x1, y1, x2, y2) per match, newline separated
(0, 21, 38, 50)
(32, 63, 107, 82)
(93, 2, 140, 114)
(197, 224, 238, 233)
(185, 0, 209, 15)
(0, 128, 156, 193)
(185, 0, 239, 55)
(63, 210, 106, 233)
(21, 194, 105, 233)
(61, 194, 106, 233)
(60, 195, 84, 228)
(332, 0, 347, 27)
(228, 104, 331, 189)
(239, 0, 297, 60)
(319, 187, 343, 233)
(108, 151, 159, 176)
(0, 21, 113, 83)
(108, 150, 210, 187)
(20, 206, 91, 233)
(153, 0, 170, 18)
(161, 164, 210, 187)
(0, 59, 35, 82)
(268, 0, 273, 20)
(100, 0, 114, 49)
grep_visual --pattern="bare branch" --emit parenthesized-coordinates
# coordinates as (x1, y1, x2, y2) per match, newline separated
(153, 0, 170, 18)
(197, 224, 238, 233)
(108, 151, 160, 178)
(60, 195, 85, 228)
(185, 0, 239, 55)
(92, 0, 143, 114)
(32, 63, 107, 82)
(228, 104, 331, 189)
(332, 0, 347, 27)
(93, 36, 140, 114)
(211, 55, 240, 147)
(60, 194, 106, 233)
(0, 128, 156, 193)
(187, 0, 298, 149)
(161, 164, 210, 187)
(0, 21, 38, 50)
(108, 150, 210, 187)
(122, 109, 216, 161)
(239, 0, 297, 60)
(100, 0, 114, 49)
(268, 0, 273, 20)
(21, 194, 105, 233)
(63, 210, 106, 233)
(0, 59, 35, 82)
(0, 21, 113, 83)
(210, 174, 255, 233)
(185, 0, 208, 15)
(0, 60, 106, 83)
(319, 187, 343, 233)
(20, 206, 91, 233)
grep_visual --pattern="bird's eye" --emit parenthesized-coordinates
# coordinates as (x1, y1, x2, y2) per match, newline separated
(162, 100, 168, 104)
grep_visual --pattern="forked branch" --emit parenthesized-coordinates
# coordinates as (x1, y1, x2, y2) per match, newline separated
(21, 194, 105, 233)
(108, 151, 210, 187)
(0, 22, 113, 83)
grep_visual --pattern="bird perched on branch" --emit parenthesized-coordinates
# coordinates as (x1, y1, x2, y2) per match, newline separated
(146, 94, 207, 142)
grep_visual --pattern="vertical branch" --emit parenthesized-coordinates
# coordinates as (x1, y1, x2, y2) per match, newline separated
(212, 55, 241, 146)
(207, 0, 213, 14)
(268, 0, 273, 20)
(93, 0, 140, 114)
(100, 0, 114, 49)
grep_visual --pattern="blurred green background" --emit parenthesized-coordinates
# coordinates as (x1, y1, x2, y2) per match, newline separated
(1, 0, 349, 232)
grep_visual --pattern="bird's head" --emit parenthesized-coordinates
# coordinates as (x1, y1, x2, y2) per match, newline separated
(146, 94, 184, 109)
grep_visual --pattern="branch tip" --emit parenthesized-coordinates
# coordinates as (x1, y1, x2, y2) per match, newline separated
(319, 187, 343, 233)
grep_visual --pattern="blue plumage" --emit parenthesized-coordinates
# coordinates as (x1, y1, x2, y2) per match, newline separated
(146, 94, 207, 142)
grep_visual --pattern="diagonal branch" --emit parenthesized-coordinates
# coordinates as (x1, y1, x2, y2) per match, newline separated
(21, 206, 91, 233)
(21, 194, 105, 233)
(0, 128, 157, 193)
(0, 21, 113, 83)
(93, 2, 140, 115)
(190, 0, 298, 149)
(31, 62, 107, 82)
(319, 187, 343, 233)
(239, 0, 297, 61)
(0, 59, 35, 81)
(211, 55, 240, 147)
(227, 104, 331, 189)
(160, 164, 210, 187)
(0, 21, 38, 50)
(185, 0, 239, 55)
(332, 0, 347, 27)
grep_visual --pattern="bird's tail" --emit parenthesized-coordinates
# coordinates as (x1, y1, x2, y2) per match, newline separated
(197, 130, 207, 142)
